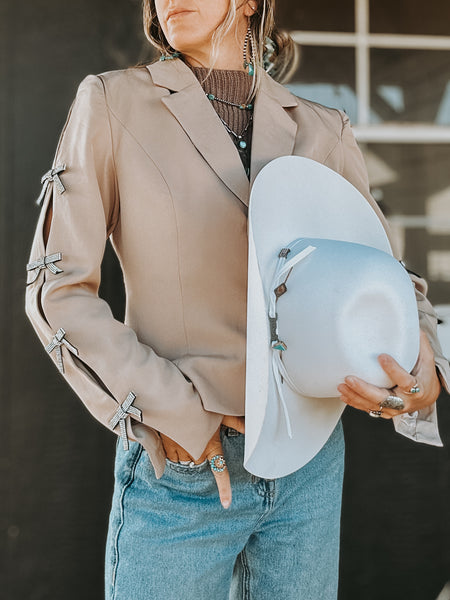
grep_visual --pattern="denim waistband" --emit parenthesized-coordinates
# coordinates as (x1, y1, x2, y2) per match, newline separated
(220, 425, 242, 437)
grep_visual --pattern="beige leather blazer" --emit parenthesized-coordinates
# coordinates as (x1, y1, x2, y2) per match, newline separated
(25, 58, 450, 478)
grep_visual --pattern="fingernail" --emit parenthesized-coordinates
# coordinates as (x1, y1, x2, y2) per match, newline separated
(221, 500, 231, 509)
(346, 377, 356, 385)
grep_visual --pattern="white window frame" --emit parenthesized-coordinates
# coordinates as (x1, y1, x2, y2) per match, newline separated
(290, 0, 450, 143)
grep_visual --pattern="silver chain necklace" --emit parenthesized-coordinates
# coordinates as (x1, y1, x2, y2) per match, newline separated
(217, 113, 253, 149)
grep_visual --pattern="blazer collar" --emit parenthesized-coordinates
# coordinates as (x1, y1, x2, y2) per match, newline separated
(146, 58, 299, 206)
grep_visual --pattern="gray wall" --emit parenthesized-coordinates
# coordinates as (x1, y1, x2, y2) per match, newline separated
(1, 1, 449, 598)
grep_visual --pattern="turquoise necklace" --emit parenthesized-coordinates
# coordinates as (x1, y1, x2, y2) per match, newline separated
(205, 92, 254, 149)
(216, 112, 253, 150)
(205, 92, 253, 111)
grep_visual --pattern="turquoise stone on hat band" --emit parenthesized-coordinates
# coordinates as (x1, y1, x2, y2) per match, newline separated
(272, 340, 287, 352)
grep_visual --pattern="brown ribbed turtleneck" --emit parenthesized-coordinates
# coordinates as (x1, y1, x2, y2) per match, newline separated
(190, 66, 254, 178)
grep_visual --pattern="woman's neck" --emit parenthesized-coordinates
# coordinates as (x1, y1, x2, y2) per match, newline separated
(181, 39, 246, 72)
(183, 56, 246, 71)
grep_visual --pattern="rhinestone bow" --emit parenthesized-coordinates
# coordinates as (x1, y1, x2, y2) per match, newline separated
(36, 164, 66, 206)
(45, 327, 79, 374)
(26, 252, 63, 284)
(109, 392, 143, 451)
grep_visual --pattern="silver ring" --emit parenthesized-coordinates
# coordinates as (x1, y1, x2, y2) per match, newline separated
(209, 454, 227, 473)
(380, 395, 405, 411)
(369, 410, 383, 418)
(402, 379, 420, 395)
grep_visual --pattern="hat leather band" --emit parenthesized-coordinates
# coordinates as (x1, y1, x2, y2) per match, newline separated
(268, 243, 317, 324)
(268, 243, 316, 438)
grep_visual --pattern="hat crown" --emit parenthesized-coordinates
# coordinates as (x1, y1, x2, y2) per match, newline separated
(273, 238, 420, 397)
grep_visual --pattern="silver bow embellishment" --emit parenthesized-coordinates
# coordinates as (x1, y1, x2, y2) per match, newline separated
(45, 327, 79, 374)
(109, 392, 143, 451)
(26, 252, 63, 284)
(36, 164, 66, 206)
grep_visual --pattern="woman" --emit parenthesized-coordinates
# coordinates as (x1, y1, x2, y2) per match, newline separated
(25, 0, 449, 598)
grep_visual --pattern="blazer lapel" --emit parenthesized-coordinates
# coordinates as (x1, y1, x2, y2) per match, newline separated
(249, 74, 299, 187)
(147, 59, 250, 206)
(146, 60, 299, 205)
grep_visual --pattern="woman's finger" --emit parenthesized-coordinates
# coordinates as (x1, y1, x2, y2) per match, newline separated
(338, 331, 443, 418)
(338, 383, 393, 419)
(161, 424, 235, 509)
(340, 377, 413, 417)
(160, 432, 194, 463)
(210, 455, 232, 510)
(342, 376, 391, 406)
(205, 434, 232, 509)
(377, 353, 419, 394)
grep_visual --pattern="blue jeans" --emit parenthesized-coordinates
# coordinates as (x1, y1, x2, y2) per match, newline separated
(104, 420, 345, 600)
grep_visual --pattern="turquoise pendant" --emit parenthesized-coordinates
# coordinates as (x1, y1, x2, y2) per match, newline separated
(243, 61, 255, 76)
(239, 140, 247, 149)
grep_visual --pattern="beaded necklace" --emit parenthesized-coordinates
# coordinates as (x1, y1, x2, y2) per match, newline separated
(205, 92, 253, 112)
(205, 90, 254, 150)
(192, 65, 254, 177)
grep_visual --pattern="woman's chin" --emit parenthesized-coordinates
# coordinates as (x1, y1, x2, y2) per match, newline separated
(165, 31, 207, 56)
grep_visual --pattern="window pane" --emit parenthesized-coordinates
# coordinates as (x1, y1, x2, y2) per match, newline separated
(286, 46, 357, 122)
(370, 49, 450, 124)
(370, 0, 450, 36)
(277, 0, 354, 32)
(365, 143, 450, 305)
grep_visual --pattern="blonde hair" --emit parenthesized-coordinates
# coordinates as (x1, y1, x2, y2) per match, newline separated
(142, 0, 299, 97)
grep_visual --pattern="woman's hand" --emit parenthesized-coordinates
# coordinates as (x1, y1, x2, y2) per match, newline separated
(159, 415, 245, 509)
(338, 330, 441, 418)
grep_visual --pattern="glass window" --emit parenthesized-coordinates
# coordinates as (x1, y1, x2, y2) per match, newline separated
(370, 49, 450, 125)
(366, 143, 450, 305)
(276, 0, 355, 32)
(286, 46, 357, 122)
(286, 4, 450, 351)
(428, 251, 450, 282)
(370, 0, 450, 36)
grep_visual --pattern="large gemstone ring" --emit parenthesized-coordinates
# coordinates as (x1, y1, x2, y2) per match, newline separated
(380, 395, 405, 411)
(209, 454, 227, 473)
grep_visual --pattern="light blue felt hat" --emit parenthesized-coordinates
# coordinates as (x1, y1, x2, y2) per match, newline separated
(244, 156, 420, 478)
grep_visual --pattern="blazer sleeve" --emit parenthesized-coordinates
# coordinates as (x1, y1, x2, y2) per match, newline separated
(338, 111, 450, 446)
(25, 74, 223, 461)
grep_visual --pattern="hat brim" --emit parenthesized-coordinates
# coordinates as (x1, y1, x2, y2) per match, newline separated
(245, 156, 393, 478)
